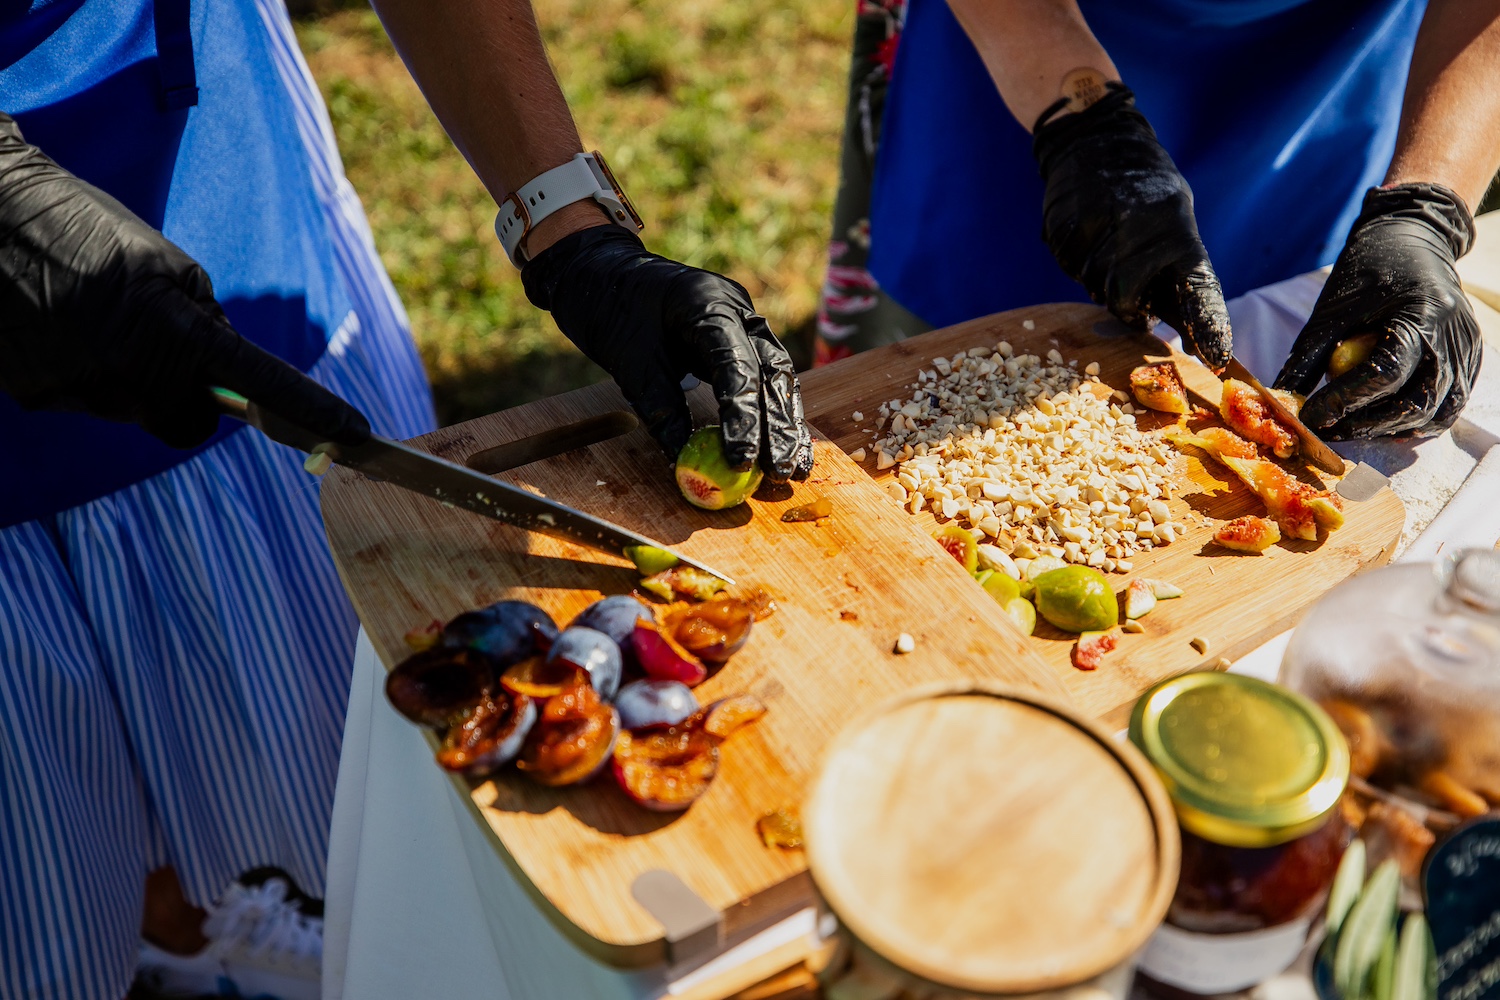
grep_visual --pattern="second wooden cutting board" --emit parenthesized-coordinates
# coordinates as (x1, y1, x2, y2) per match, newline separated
(801, 302, 1405, 722)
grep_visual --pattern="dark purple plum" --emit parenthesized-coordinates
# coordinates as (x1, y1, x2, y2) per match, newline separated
(571, 595, 652, 654)
(546, 627, 622, 700)
(614, 679, 699, 731)
(442, 600, 558, 667)
(385, 647, 494, 727)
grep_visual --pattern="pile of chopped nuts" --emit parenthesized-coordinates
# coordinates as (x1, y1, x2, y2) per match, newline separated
(866, 343, 1184, 574)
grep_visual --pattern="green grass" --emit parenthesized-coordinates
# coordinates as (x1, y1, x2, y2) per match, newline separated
(294, 0, 850, 425)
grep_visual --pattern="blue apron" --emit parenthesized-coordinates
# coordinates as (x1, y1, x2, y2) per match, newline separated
(0, 0, 351, 527)
(866, 0, 1427, 329)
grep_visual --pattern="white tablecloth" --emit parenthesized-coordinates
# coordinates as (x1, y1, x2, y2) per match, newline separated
(323, 252, 1500, 1000)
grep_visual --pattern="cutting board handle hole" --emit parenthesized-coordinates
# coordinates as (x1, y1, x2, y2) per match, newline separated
(465, 411, 640, 474)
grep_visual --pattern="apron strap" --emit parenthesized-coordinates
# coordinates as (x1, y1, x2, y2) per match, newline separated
(154, 0, 199, 110)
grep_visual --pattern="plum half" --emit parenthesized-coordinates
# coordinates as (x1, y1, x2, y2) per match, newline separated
(615, 679, 699, 731)
(386, 647, 496, 727)
(546, 626, 622, 700)
(631, 618, 709, 686)
(435, 691, 537, 776)
(570, 595, 653, 651)
(612, 724, 720, 811)
(517, 676, 620, 786)
(442, 600, 559, 666)
(661, 600, 754, 664)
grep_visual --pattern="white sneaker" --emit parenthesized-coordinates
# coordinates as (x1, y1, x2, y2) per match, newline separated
(136, 877, 322, 1000)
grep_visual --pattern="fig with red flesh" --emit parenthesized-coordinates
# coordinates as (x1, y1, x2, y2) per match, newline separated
(1219, 455, 1343, 541)
(546, 626, 622, 700)
(517, 675, 620, 786)
(1215, 515, 1281, 553)
(435, 691, 537, 776)
(612, 723, 720, 811)
(662, 599, 754, 664)
(1165, 426, 1259, 462)
(1220, 379, 1297, 459)
(1072, 629, 1120, 671)
(1129, 362, 1189, 415)
(386, 647, 496, 727)
(933, 524, 979, 574)
(631, 618, 708, 686)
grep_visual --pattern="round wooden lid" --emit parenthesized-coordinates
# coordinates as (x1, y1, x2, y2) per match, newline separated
(803, 682, 1180, 996)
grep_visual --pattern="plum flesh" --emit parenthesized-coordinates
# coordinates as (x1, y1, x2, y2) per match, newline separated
(612, 724, 720, 811)
(518, 676, 619, 786)
(631, 619, 708, 686)
(435, 691, 537, 776)
(662, 600, 754, 664)
(386, 647, 495, 727)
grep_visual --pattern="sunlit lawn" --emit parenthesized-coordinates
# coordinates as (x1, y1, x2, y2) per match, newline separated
(296, 0, 850, 425)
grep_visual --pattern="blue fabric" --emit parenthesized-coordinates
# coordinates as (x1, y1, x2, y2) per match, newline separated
(865, 0, 1427, 329)
(0, 0, 355, 526)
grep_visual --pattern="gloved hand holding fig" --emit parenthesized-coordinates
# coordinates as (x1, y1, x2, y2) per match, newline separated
(1274, 183, 1481, 439)
(0, 113, 369, 449)
(522, 225, 813, 481)
(1032, 83, 1233, 372)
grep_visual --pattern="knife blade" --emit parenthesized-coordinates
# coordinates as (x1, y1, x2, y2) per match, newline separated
(212, 388, 735, 584)
(1222, 357, 1347, 477)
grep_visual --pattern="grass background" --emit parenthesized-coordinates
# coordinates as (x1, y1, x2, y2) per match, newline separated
(294, 0, 851, 425)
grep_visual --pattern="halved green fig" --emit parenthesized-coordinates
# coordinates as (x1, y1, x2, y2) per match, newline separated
(1125, 578, 1156, 620)
(612, 723, 720, 811)
(1144, 578, 1185, 600)
(517, 675, 619, 786)
(1003, 596, 1037, 636)
(933, 524, 979, 574)
(624, 545, 680, 575)
(1033, 565, 1118, 633)
(1072, 629, 1120, 671)
(676, 426, 763, 510)
(1129, 362, 1189, 415)
(981, 570, 1021, 605)
(435, 691, 536, 776)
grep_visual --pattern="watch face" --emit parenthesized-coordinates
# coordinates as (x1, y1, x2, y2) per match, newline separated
(591, 151, 644, 231)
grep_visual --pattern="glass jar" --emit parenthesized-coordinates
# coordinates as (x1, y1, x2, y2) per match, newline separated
(1279, 549, 1500, 898)
(1129, 673, 1352, 997)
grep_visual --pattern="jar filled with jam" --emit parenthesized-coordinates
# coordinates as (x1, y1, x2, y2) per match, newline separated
(1129, 673, 1352, 997)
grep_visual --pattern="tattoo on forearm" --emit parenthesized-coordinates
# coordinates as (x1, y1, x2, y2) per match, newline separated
(1061, 68, 1108, 113)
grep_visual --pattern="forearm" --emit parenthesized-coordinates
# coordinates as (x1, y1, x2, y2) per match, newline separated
(946, 0, 1118, 129)
(368, 0, 608, 255)
(1386, 0, 1500, 211)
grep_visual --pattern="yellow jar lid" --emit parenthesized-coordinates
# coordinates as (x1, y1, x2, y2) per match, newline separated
(1129, 673, 1349, 849)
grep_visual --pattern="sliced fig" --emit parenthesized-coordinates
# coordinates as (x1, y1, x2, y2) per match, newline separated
(501, 654, 580, 699)
(662, 599, 754, 664)
(1220, 379, 1297, 459)
(546, 626, 622, 700)
(1165, 426, 1259, 462)
(442, 600, 559, 666)
(933, 524, 979, 574)
(1072, 629, 1120, 671)
(518, 677, 619, 786)
(675, 425, 764, 510)
(631, 619, 709, 686)
(615, 679, 699, 731)
(612, 724, 720, 811)
(386, 647, 495, 727)
(639, 566, 727, 603)
(756, 809, 804, 849)
(1129, 362, 1189, 415)
(1125, 578, 1156, 620)
(1219, 455, 1343, 541)
(702, 694, 767, 740)
(435, 691, 536, 776)
(1215, 515, 1281, 553)
(1144, 578, 1184, 600)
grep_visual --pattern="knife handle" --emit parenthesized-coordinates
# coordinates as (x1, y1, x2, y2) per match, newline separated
(212, 386, 329, 455)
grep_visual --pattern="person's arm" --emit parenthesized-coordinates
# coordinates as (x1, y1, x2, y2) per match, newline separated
(943, 0, 1232, 369)
(1274, 1, 1499, 439)
(367, 0, 813, 480)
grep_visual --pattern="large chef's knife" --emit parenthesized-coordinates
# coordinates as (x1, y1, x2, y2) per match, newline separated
(1222, 357, 1347, 477)
(212, 388, 735, 583)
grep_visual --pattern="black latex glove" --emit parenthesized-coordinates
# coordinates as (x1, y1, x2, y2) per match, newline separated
(522, 225, 813, 480)
(0, 112, 369, 449)
(1032, 84, 1233, 371)
(1274, 184, 1481, 439)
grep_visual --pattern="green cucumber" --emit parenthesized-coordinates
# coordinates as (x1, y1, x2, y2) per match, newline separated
(1335, 859, 1401, 1000)
(1327, 839, 1367, 937)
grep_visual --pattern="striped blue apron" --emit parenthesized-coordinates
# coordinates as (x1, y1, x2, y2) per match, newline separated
(0, 2, 435, 997)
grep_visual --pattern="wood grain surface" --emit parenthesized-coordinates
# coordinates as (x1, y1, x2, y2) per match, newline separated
(800, 303, 1407, 723)
(320, 379, 1069, 968)
(803, 683, 1178, 995)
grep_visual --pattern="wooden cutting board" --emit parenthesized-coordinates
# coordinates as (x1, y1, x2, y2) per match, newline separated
(800, 302, 1406, 722)
(320, 376, 1071, 969)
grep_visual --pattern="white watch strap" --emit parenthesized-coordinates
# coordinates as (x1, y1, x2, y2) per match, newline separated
(494, 151, 643, 265)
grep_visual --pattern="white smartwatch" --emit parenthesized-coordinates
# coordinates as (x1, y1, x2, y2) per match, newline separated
(494, 150, 644, 265)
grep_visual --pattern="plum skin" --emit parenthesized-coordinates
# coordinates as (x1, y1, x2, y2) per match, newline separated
(615, 679, 699, 730)
(570, 596, 652, 657)
(443, 600, 559, 665)
(546, 626, 623, 701)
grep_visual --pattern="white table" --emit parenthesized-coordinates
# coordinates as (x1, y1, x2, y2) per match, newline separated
(322, 227, 1500, 1000)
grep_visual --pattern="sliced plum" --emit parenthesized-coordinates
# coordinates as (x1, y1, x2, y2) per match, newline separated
(662, 599, 754, 664)
(441, 600, 559, 666)
(500, 654, 580, 699)
(435, 691, 536, 776)
(702, 694, 767, 740)
(517, 676, 619, 786)
(570, 595, 653, 650)
(546, 626, 622, 700)
(631, 619, 708, 686)
(386, 647, 495, 727)
(615, 679, 699, 731)
(612, 724, 720, 811)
